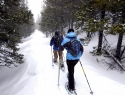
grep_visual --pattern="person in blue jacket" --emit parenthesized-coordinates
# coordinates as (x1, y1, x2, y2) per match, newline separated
(50, 31, 64, 68)
(61, 29, 84, 93)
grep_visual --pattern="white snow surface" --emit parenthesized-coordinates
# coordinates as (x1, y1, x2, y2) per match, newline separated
(0, 30, 125, 95)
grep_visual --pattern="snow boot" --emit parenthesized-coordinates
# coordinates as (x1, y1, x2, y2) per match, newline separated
(53, 58, 57, 64)
(65, 82, 77, 95)
(60, 63, 65, 72)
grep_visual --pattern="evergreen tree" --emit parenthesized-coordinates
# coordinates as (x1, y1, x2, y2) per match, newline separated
(75, 0, 111, 54)
(109, 0, 125, 60)
(0, 0, 34, 67)
(40, 0, 79, 35)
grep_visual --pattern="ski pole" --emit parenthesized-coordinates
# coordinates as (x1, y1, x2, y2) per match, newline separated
(62, 52, 65, 62)
(79, 60, 93, 95)
(57, 59, 61, 86)
(51, 46, 54, 66)
(61, 52, 65, 72)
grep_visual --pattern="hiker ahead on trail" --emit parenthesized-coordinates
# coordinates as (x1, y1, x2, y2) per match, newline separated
(50, 31, 65, 69)
(61, 29, 84, 94)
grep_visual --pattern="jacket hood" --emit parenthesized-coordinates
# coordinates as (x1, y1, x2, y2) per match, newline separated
(66, 32, 76, 38)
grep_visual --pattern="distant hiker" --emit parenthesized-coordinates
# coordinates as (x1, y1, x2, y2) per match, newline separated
(61, 29, 84, 94)
(50, 31, 65, 70)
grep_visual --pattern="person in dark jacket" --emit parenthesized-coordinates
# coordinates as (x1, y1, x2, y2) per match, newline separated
(50, 31, 64, 68)
(61, 29, 84, 93)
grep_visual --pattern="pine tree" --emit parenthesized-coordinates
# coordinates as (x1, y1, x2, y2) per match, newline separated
(109, 0, 125, 60)
(0, 0, 34, 67)
(40, 0, 79, 35)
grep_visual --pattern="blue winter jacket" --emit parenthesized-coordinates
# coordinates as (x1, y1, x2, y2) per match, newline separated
(50, 35, 63, 50)
(61, 32, 84, 60)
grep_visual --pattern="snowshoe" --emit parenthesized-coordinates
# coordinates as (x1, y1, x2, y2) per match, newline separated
(65, 82, 77, 95)
(53, 60, 57, 65)
(54, 60, 57, 63)
(60, 63, 65, 72)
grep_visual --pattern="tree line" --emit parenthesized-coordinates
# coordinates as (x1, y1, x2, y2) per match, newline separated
(40, 0, 125, 63)
(0, 0, 35, 67)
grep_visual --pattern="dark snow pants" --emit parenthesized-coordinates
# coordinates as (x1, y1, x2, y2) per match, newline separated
(66, 59, 79, 90)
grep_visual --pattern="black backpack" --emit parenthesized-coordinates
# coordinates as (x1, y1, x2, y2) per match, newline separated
(54, 35, 63, 49)
(68, 38, 81, 57)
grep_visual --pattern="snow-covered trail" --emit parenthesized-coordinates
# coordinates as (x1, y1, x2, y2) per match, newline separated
(16, 30, 68, 95)
(16, 30, 91, 95)
(20, 31, 125, 95)
(5, 30, 125, 95)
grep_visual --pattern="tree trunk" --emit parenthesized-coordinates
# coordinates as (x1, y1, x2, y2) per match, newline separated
(115, 9, 125, 61)
(87, 32, 90, 37)
(116, 33, 123, 60)
(71, 17, 74, 29)
(68, 18, 70, 29)
(120, 46, 125, 59)
(97, 30, 103, 53)
(97, 10, 105, 54)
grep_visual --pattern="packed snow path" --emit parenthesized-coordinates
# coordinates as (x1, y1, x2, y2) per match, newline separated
(0, 30, 125, 95)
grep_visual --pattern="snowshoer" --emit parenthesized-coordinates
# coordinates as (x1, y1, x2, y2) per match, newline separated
(50, 31, 65, 70)
(61, 29, 84, 94)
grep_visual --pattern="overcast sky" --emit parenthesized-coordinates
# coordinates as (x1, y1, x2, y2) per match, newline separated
(27, 0, 44, 22)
